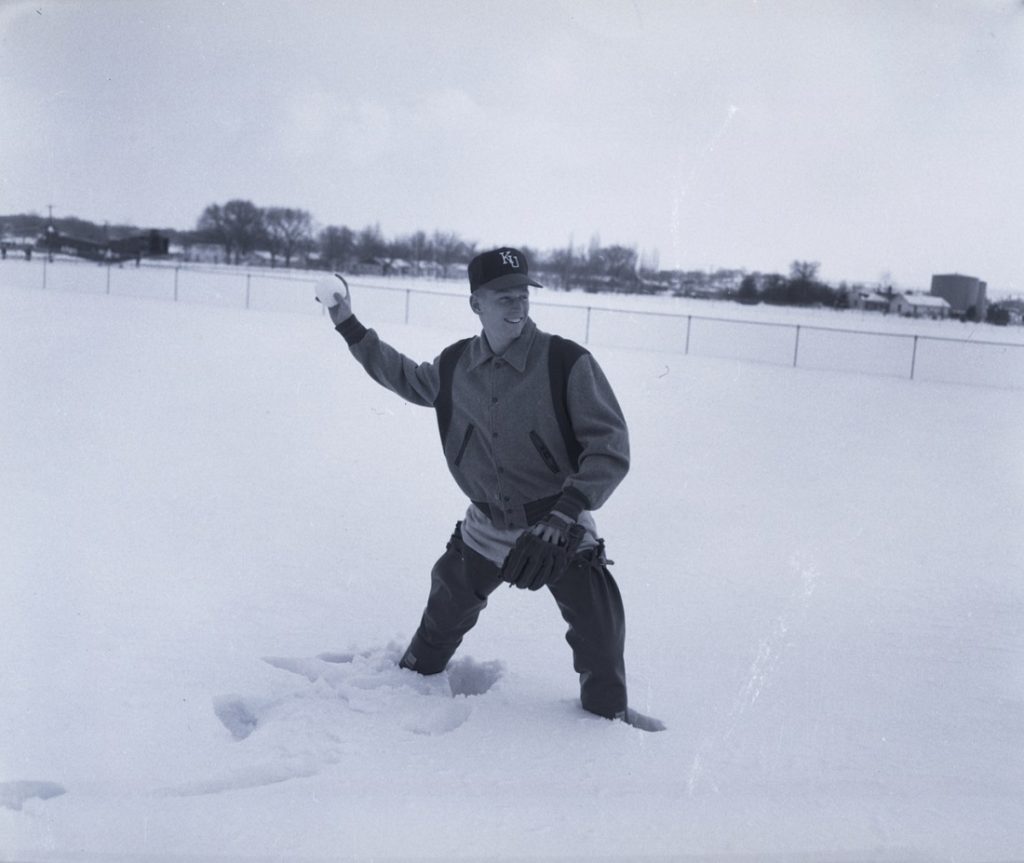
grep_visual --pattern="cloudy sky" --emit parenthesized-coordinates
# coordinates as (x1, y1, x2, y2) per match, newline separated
(2, 0, 1022, 291)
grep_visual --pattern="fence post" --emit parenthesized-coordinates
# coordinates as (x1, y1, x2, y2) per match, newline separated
(585, 306, 592, 344)
(405, 289, 411, 325)
(106, 265, 111, 295)
(42, 257, 47, 290)
(245, 273, 251, 310)
(793, 325, 801, 368)
(685, 316, 692, 355)
(174, 266, 180, 302)
(910, 335, 919, 380)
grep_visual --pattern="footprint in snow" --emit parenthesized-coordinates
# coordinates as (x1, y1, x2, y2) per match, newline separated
(212, 695, 262, 741)
(165, 646, 502, 798)
(214, 643, 503, 741)
(0, 781, 67, 811)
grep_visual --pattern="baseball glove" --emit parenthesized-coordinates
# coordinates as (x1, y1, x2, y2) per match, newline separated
(500, 522, 586, 591)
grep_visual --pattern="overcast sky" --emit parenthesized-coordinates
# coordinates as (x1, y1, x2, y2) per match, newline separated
(2, 0, 1022, 291)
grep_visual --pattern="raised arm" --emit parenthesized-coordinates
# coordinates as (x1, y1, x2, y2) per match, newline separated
(316, 275, 441, 408)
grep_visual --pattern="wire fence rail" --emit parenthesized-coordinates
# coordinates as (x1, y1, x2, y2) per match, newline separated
(4, 256, 1023, 390)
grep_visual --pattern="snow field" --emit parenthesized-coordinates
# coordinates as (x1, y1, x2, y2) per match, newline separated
(1, 282, 1023, 861)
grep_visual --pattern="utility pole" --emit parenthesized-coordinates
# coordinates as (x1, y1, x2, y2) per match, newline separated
(46, 204, 55, 261)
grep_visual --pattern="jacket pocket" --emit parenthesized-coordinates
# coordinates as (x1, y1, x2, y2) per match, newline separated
(454, 424, 475, 467)
(529, 431, 561, 474)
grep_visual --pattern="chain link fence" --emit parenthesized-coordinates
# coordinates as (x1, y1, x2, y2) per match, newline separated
(4, 256, 1022, 389)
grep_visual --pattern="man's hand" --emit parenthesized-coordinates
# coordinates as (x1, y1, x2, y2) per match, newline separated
(315, 273, 353, 325)
(530, 511, 574, 545)
(501, 519, 586, 590)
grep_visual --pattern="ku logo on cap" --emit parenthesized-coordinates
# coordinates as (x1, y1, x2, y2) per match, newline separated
(499, 250, 520, 268)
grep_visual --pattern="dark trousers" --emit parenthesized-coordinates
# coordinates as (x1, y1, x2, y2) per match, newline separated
(400, 525, 628, 718)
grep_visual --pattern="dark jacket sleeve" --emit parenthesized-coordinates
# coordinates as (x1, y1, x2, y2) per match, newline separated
(336, 315, 440, 407)
(550, 354, 630, 520)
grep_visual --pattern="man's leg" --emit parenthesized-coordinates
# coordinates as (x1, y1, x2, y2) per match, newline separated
(547, 549, 628, 719)
(400, 524, 504, 674)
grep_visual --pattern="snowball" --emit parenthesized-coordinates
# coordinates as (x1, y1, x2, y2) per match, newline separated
(315, 274, 349, 307)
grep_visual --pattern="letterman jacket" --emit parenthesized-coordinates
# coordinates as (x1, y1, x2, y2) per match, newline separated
(336, 316, 629, 531)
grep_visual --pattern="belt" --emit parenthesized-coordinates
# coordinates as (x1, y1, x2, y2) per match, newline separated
(471, 493, 561, 528)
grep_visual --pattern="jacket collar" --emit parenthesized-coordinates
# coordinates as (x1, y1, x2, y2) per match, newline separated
(467, 318, 537, 372)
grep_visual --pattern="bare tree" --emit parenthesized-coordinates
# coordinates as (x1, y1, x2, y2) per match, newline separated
(197, 200, 264, 264)
(785, 260, 834, 306)
(387, 230, 432, 275)
(546, 247, 574, 290)
(789, 260, 821, 282)
(225, 200, 264, 264)
(197, 203, 230, 260)
(356, 224, 386, 261)
(408, 230, 428, 275)
(432, 230, 473, 278)
(319, 225, 356, 272)
(264, 207, 314, 268)
(602, 245, 639, 283)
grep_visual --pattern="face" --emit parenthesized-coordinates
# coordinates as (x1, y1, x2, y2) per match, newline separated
(471, 285, 530, 347)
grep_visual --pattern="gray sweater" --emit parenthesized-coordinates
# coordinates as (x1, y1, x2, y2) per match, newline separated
(337, 316, 630, 531)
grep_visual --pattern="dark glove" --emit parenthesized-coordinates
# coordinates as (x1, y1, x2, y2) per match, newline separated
(500, 521, 586, 591)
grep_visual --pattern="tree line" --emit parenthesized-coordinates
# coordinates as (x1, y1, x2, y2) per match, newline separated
(5, 205, 1014, 321)
(191, 199, 648, 290)
(185, 201, 840, 304)
(192, 199, 498, 276)
(1, 201, 654, 290)
(0, 205, 895, 305)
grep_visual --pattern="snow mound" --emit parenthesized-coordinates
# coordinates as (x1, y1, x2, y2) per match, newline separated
(0, 781, 66, 811)
(163, 645, 507, 797)
(161, 642, 505, 798)
(247, 644, 503, 733)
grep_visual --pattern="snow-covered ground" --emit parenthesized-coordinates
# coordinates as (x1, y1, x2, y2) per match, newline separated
(1, 279, 1022, 862)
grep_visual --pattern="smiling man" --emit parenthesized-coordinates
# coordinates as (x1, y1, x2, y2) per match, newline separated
(319, 247, 663, 731)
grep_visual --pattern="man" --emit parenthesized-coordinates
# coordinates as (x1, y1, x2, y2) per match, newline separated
(319, 247, 663, 731)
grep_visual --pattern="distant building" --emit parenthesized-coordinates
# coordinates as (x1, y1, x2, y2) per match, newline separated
(351, 257, 388, 276)
(997, 298, 1024, 325)
(891, 292, 951, 319)
(1, 233, 39, 258)
(707, 268, 745, 292)
(930, 273, 987, 320)
(386, 258, 414, 276)
(413, 259, 444, 278)
(852, 290, 891, 312)
(175, 242, 225, 264)
(351, 256, 415, 276)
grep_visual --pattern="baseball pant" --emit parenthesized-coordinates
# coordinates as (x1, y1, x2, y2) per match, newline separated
(399, 524, 628, 719)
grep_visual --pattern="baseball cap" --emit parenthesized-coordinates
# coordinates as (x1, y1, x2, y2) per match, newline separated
(468, 247, 543, 293)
